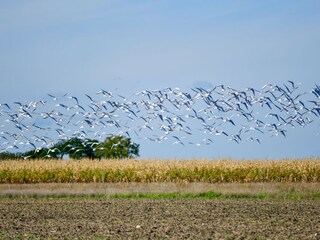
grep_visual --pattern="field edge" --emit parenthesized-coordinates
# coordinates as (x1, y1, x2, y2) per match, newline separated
(1, 182, 320, 200)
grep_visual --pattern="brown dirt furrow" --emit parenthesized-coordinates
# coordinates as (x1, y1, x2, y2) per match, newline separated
(0, 198, 319, 239)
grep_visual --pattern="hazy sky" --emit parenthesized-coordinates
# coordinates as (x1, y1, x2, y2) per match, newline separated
(1, 0, 319, 159)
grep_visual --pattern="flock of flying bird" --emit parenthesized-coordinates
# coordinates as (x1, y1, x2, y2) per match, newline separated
(0, 81, 319, 154)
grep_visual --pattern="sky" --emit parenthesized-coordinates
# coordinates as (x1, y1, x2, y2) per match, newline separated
(0, 0, 320, 159)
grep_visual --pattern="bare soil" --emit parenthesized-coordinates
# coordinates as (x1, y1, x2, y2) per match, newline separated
(0, 198, 319, 239)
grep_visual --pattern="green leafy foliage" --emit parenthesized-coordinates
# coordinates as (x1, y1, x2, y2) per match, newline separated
(95, 136, 139, 159)
(0, 136, 139, 160)
(23, 148, 51, 159)
(0, 152, 22, 160)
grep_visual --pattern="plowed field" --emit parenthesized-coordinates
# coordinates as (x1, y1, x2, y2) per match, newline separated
(0, 198, 319, 239)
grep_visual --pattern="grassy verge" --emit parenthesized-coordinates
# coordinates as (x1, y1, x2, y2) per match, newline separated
(110, 191, 320, 200)
(1, 182, 320, 200)
(1, 190, 320, 200)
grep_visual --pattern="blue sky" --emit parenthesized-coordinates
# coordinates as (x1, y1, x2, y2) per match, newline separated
(0, 0, 320, 159)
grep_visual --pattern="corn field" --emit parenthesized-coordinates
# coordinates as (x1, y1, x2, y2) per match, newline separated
(0, 158, 319, 184)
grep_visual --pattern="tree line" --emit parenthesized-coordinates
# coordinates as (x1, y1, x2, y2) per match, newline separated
(0, 136, 139, 160)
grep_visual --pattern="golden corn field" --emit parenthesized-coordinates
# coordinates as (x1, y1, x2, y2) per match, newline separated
(0, 158, 319, 184)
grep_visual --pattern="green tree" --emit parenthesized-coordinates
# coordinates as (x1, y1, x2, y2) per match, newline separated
(68, 138, 99, 159)
(1, 136, 139, 160)
(22, 148, 51, 159)
(48, 140, 67, 159)
(51, 138, 99, 159)
(0, 151, 21, 160)
(95, 135, 139, 159)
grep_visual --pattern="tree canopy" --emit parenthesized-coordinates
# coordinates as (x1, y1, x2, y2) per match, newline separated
(0, 136, 139, 160)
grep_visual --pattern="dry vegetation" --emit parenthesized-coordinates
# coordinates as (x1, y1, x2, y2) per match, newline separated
(0, 158, 319, 184)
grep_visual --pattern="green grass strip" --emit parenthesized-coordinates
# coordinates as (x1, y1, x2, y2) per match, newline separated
(1, 191, 320, 200)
